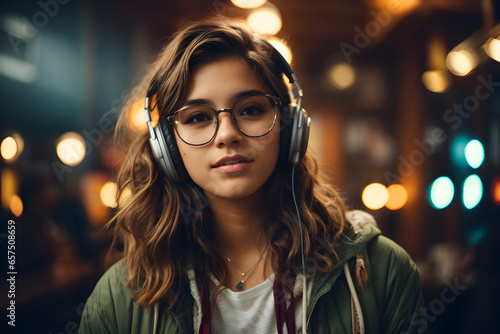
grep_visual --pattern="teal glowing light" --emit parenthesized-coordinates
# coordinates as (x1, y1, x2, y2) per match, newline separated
(463, 174, 483, 209)
(429, 176, 454, 209)
(464, 139, 485, 169)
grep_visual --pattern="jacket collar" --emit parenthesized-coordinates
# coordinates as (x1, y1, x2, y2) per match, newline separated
(171, 275, 196, 334)
(307, 218, 381, 319)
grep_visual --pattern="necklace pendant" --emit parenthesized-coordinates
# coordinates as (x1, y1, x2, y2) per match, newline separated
(236, 281, 244, 291)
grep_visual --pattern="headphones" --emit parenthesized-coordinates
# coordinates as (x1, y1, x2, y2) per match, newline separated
(144, 38, 311, 183)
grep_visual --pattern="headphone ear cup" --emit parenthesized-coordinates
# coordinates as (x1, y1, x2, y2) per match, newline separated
(152, 120, 190, 183)
(278, 104, 293, 164)
(287, 105, 311, 165)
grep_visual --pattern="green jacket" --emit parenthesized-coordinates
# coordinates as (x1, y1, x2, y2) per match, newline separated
(80, 212, 427, 333)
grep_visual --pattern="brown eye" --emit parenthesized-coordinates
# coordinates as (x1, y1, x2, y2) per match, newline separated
(239, 105, 265, 116)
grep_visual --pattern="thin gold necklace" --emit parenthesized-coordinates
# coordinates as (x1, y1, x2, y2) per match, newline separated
(223, 246, 268, 291)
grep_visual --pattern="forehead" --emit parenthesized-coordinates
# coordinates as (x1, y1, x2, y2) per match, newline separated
(185, 57, 268, 107)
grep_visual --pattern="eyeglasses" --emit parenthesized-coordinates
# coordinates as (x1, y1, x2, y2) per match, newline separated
(168, 93, 281, 146)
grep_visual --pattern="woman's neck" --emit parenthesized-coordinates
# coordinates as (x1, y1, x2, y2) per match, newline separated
(208, 194, 267, 257)
(207, 192, 274, 290)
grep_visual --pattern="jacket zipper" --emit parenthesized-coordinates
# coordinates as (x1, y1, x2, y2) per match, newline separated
(306, 287, 330, 330)
(172, 310, 187, 334)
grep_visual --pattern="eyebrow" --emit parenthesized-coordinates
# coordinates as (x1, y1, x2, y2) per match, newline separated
(183, 89, 267, 107)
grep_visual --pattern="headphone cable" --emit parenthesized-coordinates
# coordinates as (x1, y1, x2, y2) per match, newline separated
(291, 164, 306, 276)
(291, 163, 307, 334)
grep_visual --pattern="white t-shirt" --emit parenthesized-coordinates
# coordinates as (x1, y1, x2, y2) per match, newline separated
(210, 274, 303, 334)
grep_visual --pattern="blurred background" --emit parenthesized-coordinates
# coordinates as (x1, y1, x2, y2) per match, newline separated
(1, 0, 499, 333)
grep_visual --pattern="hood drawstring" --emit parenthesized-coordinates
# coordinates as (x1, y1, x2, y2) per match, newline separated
(153, 303, 159, 334)
(344, 263, 365, 334)
(342, 209, 378, 334)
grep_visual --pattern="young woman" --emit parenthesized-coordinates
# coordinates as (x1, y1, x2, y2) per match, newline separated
(80, 18, 427, 334)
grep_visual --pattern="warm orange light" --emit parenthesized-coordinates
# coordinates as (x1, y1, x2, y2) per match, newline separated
(386, 184, 408, 210)
(9, 194, 23, 217)
(268, 38, 292, 64)
(1, 137, 17, 160)
(56, 132, 86, 166)
(247, 3, 282, 35)
(1, 169, 18, 210)
(100, 181, 131, 208)
(129, 99, 158, 132)
(369, 0, 421, 15)
(328, 63, 356, 90)
(231, 0, 267, 8)
(1, 133, 24, 162)
(446, 49, 478, 76)
(129, 100, 146, 131)
(422, 70, 451, 93)
(100, 182, 118, 208)
(484, 38, 500, 62)
(493, 176, 500, 205)
(362, 183, 389, 210)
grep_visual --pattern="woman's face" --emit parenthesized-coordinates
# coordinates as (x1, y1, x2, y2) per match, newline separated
(175, 57, 280, 201)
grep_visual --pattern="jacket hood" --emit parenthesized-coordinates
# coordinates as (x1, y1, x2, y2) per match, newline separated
(335, 210, 382, 263)
(306, 210, 381, 322)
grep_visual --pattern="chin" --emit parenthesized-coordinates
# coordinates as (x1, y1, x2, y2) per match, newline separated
(203, 179, 265, 200)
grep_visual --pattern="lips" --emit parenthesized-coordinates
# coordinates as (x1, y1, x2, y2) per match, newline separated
(212, 155, 253, 168)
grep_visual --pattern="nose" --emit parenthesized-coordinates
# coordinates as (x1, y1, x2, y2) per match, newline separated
(214, 111, 244, 147)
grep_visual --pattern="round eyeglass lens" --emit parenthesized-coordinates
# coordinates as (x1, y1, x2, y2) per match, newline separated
(173, 94, 278, 145)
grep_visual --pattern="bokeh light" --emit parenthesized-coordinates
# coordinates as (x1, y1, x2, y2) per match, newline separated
(464, 139, 484, 169)
(247, 3, 282, 35)
(385, 184, 408, 210)
(371, 0, 421, 15)
(56, 132, 86, 167)
(446, 49, 477, 76)
(231, 0, 267, 8)
(1, 168, 19, 211)
(129, 100, 147, 131)
(429, 176, 454, 209)
(100, 182, 118, 208)
(9, 194, 23, 217)
(484, 38, 500, 62)
(1, 133, 24, 162)
(362, 183, 389, 210)
(463, 174, 483, 209)
(130, 98, 159, 132)
(328, 63, 356, 90)
(100, 181, 131, 208)
(421, 70, 451, 93)
(1, 136, 17, 160)
(492, 176, 500, 205)
(268, 38, 292, 64)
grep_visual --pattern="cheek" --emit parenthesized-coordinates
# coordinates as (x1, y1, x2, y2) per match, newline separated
(249, 122, 281, 153)
(252, 128, 281, 167)
(175, 137, 203, 174)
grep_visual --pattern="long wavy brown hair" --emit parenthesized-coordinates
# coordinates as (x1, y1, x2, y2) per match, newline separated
(110, 17, 346, 310)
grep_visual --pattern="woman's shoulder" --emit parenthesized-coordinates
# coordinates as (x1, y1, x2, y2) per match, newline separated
(90, 259, 130, 299)
(368, 234, 419, 274)
(366, 234, 423, 304)
(365, 235, 427, 333)
(345, 210, 418, 276)
(80, 260, 135, 333)
(80, 260, 194, 333)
